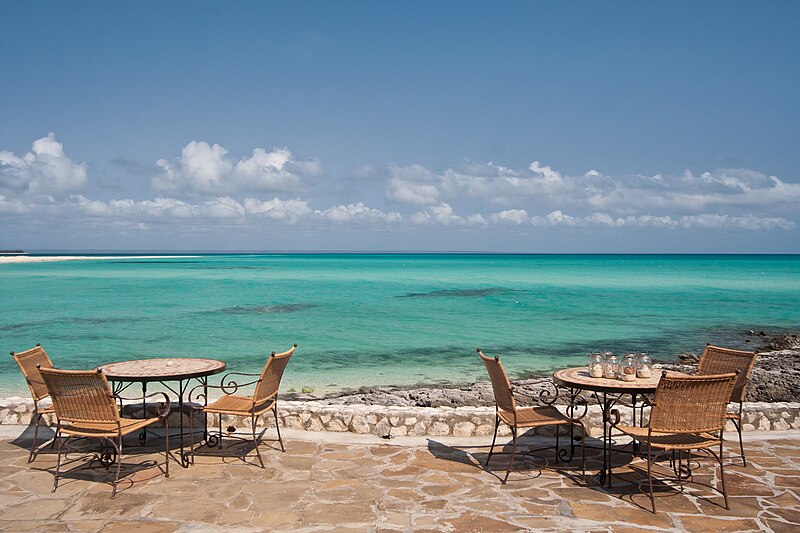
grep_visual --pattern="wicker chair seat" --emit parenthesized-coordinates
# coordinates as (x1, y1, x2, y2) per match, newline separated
(203, 394, 275, 416)
(498, 406, 572, 428)
(59, 417, 161, 438)
(617, 425, 720, 450)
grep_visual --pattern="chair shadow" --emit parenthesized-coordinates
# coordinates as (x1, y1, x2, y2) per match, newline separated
(31, 447, 167, 496)
(188, 428, 281, 466)
(607, 454, 732, 513)
(426, 430, 588, 485)
(8, 419, 58, 458)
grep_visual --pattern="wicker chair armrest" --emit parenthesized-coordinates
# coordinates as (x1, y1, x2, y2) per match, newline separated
(114, 392, 171, 418)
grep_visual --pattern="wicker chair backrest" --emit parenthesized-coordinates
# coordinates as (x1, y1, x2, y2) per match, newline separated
(39, 368, 120, 423)
(478, 349, 516, 413)
(10, 345, 53, 402)
(649, 372, 737, 434)
(253, 345, 296, 404)
(697, 345, 757, 403)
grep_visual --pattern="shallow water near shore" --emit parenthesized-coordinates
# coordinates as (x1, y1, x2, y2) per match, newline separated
(1, 253, 799, 396)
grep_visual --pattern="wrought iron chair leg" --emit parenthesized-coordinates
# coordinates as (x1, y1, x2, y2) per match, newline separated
(251, 414, 264, 468)
(188, 406, 194, 465)
(111, 436, 122, 498)
(273, 405, 285, 452)
(580, 423, 586, 481)
(555, 424, 561, 463)
(485, 416, 500, 466)
(164, 416, 170, 477)
(503, 426, 517, 484)
(52, 426, 64, 493)
(29, 412, 42, 463)
(647, 442, 656, 513)
(719, 438, 729, 509)
(736, 404, 746, 467)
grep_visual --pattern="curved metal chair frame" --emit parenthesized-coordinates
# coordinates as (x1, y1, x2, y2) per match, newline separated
(188, 344, 296, 468)
(614, 371, 738, 513)
(10, 344, 56, 462)
(697, 344, 758, 466)
(39, 367, 170, 498)
(478, 348, 586, 484)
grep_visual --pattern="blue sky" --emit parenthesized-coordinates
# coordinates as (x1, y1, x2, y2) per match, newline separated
(1, 1, 798, 252)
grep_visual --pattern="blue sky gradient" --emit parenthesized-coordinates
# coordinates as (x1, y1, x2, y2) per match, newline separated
(1, 1, 798, 252)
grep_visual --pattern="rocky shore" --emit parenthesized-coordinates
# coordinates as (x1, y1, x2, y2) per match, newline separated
(307, 331, 800, 408)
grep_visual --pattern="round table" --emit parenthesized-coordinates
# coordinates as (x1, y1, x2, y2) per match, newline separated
(100, 358, 226, 467)
(553, 366, 662, 394)
(101, 358, 226, 383)
(552, 366, 683, 486)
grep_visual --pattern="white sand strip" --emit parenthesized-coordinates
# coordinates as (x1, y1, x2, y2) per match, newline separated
(0, 255, 200, 264)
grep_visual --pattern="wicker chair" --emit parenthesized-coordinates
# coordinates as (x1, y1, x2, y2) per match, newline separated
(39, 367, 170, 498)
(615, 371, 738, 513)
(697, 344, 758, 466)
(478, 348, 585, 484)
(10, 344, 56, 462)
(189, 344, 296, 468)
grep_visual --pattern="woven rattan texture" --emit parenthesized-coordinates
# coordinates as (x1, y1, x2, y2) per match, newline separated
(254, 346, 296, 404)
(478, 351, 516, 412)
(698, 345, 758, 402)
(39, 368, 119, 423)
(649, 373, 737, 433)
(11, 345, 53, 401)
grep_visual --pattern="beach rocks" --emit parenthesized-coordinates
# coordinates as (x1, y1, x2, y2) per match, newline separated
(767, 333, 800, 351)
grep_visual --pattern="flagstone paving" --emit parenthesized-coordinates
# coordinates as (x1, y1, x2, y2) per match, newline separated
(0, 426, 797, 532)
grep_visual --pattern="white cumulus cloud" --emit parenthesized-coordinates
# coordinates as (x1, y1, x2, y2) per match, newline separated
(0, 133, 87, 196)
(153, 141, 321, 195)
(317, 202, 403, 223)
(242, 197, 312, 223)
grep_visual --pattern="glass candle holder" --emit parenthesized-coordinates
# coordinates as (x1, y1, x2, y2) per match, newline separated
(603, 353, 618, 379)
(620, 354, 637, 381)
(588, 353, 604, 378)
(636, 352, 653, 378)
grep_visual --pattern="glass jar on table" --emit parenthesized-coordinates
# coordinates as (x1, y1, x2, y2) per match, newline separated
(636, 352, 653, 378)
(620, 354, 637, 381)
(588, 353, 604, 378)
(603, 353, 619, 379)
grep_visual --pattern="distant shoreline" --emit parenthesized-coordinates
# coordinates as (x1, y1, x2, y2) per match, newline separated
(0, 255, 201, 264)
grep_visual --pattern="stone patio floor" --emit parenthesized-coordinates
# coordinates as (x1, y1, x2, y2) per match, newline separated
(0, 425, 798, 532)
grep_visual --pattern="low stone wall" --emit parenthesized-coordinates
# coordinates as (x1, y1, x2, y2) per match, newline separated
(3, 397, 799, 438)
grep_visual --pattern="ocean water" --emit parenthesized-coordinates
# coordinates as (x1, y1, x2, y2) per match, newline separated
(1, 254, 799, 396)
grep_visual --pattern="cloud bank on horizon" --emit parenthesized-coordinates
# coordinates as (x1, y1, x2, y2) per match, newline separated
(1, 133, 798, 251)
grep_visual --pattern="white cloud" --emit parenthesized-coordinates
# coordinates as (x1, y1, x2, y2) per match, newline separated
(1, 134, 796, 241)
(371, 159, 800, 219)
(316, 202, 403, 223)
(242, 197, 312, 223)
(0, 133, 87, 196)
(153, 141, 321, 195)
(518, 210, 794, 230)
(0, 194, 29, 214)
(73, 195, 246, 220)
(489, 209, 529, 224)
(409, 203, 465, 225)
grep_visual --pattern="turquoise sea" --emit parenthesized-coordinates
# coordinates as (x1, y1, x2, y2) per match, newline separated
(1, 254, 799, 396)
